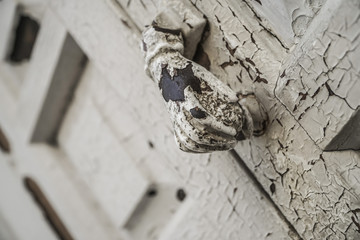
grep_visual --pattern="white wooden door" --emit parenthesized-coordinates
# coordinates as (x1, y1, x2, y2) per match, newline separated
(0, 0, 359, 239)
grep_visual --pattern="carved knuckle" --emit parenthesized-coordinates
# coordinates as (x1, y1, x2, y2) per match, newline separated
(142, 11, 267, 152)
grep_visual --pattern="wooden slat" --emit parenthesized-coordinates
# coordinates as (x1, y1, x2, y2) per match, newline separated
(57, 63, 152, 227)
(23, 177, 74, 240)
(13, 143, 125, 240)
(17, 9, 69, 142)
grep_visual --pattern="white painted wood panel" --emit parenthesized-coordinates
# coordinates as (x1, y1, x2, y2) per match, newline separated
(51, 0, 298, 239)
(13, 144, 123, 240)
(0, 0, 359, 239)
(104, 0, 360, 238)
(0, 154, 57, 240)
(188, 0, 360, 238)
(58, 62, 152, 228)
(18, 9, 69, 142)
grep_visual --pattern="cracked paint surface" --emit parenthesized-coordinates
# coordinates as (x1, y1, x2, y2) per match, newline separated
(191, 0, 360, 239)
(50, 0, 360, 239)
(50, 0, 303, 238)
(248, 0, 327, 45)
(275, 0, 360, 149)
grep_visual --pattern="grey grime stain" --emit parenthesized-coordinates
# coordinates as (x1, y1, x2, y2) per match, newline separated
(190, 107, 207, 119)
(159, 63, 202, 102)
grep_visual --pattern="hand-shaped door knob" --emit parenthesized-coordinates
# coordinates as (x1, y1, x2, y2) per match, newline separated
(141, 5, 267, 153)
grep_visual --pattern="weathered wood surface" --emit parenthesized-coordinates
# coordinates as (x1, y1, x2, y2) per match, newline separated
(104, 0, 360, 239)
(0, 153, 58, 240)
(190, 0, 360, 239)
(0, 0, 297, 239)
(189, 0, 360, 239)
(51, 0, 297, 238)
(0, 0, 359, 239)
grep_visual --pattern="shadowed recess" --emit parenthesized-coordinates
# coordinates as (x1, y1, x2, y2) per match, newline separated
(31, 33, 87, 145)
(325, 109, 360, 151)
(0, 126, 10, 153)
(8, 13, 40, 63)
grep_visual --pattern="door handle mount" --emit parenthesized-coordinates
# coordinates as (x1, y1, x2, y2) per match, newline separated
(141, 2, 268, 153)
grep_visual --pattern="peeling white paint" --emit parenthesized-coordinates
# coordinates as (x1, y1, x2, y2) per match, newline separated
(0, 0, 359, 239)
(141, 12, 269, 152)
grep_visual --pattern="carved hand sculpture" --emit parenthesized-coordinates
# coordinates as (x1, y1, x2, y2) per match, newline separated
(142, 6, 267, 153)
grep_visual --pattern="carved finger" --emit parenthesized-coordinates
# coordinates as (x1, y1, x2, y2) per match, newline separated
(177, 109, 237, 147)
(142, 21, 267, 153)
(191, 63, 239, 102)
(173, 122, 235, 153)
